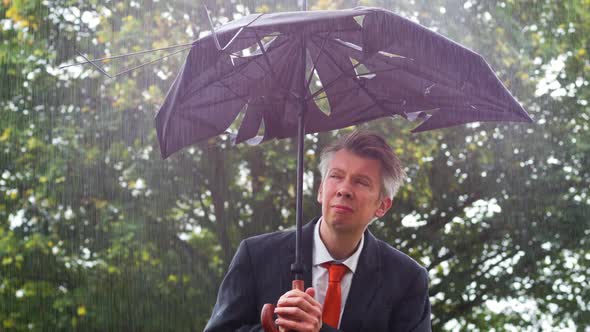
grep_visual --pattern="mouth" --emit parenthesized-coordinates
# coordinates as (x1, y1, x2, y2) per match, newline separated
(332, 205, 354, 213)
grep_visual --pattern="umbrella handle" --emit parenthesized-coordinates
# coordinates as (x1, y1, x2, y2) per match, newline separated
(261, 280, 304, 332)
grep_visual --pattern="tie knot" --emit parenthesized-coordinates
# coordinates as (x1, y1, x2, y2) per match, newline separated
(322, 262, 348, 282)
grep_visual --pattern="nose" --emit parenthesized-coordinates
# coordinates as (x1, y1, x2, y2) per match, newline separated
(337, 186, 353, 199)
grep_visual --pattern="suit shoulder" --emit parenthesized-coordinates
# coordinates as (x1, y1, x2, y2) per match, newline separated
(242, 228, 295, 253)
(376, 238, 426, 274)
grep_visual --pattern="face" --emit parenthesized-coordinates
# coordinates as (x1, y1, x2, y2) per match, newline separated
(317, 149, 392, 237)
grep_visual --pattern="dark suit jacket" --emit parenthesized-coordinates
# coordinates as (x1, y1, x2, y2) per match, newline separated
(204, 218, 431, 332)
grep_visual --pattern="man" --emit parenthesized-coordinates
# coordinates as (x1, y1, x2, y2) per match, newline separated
(204, 131, 431, 332)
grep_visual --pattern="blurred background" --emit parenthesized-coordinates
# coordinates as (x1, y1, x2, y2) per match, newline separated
(1, 0, 588, 330)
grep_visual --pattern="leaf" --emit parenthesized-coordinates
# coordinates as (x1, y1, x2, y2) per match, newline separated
(2, 256, 13, 265)
(0, 128, 11, 141)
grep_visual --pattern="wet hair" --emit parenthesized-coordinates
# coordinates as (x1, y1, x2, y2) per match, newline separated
(318, 130, 406, 199)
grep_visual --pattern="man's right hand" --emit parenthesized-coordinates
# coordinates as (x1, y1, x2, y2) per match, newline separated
(274, 287, 323, 332)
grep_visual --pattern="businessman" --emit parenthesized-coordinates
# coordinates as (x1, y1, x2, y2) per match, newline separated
(204, 131, 431, 332)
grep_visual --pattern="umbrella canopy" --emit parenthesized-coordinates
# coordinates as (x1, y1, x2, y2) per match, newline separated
(155, 6, 532, 159)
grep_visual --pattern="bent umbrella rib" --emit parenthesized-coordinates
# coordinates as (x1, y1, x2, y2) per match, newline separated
(305, 31, 333, 91)
(314, 39, 403, 118)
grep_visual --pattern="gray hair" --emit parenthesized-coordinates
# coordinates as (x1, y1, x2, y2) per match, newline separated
(318, 131, 406, 199)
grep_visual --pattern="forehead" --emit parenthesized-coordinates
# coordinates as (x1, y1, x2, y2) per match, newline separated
(328, 149, 383, 179)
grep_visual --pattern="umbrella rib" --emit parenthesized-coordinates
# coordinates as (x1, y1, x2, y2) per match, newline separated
(207, 9, 264, 51)
(374, 55, 455, 87)
(109, 46, 192, 78)
(233, 36, 301, 101)
(175, 110, 229, 134)
(373, 57, 464, 103)
(60, 42, 195, 69)
(180, 38, 294, 101)
(324, 39, 508, 116)
(305, 34, 365, 101)
(342, 100, 382, 118)
(176, 94, 247, 111)
(225, 37, 290, 61)
(377, 44, 516, 105)
(306, 60, 362, 102)
(253, 31, 284, 91)
(216, 12, 268, 52)
(365, 46, 466, 93)
(221, 27, 245, 51)
(312, 86, 358, 101)
(179, 51, 268, 100)
(223, 33, 283, 58)
(76, 51, 112, 78)
(353, 68, 401, 76)
(242, 26, 361, 40)
(257, 34, 302, 100)
(305, 31, 333, 91)
(179, 67, 250, 102)
(219, 32, 283, 46)
(217, 80, 251, 104)
(371, 51, 511, 112)
(317, 98, 383, 122)
(318, 39, 405, 118)
(306, 42, 403, 104)
(228, 34, 288, 63)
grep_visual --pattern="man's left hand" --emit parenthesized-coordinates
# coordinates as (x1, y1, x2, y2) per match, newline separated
(274, 287, 323, 332)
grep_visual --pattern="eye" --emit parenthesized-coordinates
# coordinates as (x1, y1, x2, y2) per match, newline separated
(356, 179, 370, 186)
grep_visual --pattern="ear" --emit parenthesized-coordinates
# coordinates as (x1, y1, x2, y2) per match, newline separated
(374, 197, 393, 218)
(317, 182, 323, 204)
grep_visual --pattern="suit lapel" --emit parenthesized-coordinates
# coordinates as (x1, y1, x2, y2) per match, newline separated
(280, 218, 317, 292)
(302, 219, 315, 288)
(340, 230, 383, 332)
(279, 242, 294, 294)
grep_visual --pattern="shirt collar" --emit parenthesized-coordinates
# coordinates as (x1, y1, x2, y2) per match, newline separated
(312, 217, 364, 273)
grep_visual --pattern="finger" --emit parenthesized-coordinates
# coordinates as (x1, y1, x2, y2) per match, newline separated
(274, 306, 303, 321)
(276, 316, 321, 332)
(305, 287, 322, 312)
(277, 289, 320, 308)
(276, 296, 322, 318)
(274, 304, 316, 319)
(275, 300, 322, 327)
(280, 289, 307, 299)
(275, 300, 322, 319)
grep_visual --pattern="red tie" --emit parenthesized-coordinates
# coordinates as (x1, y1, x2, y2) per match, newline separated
(321, 263, 348, 328)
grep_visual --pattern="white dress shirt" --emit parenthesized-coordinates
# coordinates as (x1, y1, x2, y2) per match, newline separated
(312, 218, 364, 328)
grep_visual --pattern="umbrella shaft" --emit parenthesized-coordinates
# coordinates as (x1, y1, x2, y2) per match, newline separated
(292, 37, 307, 281)
(292, 102, 305, 280)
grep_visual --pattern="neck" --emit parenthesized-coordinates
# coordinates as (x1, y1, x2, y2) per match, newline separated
(319, 220, 363, 260)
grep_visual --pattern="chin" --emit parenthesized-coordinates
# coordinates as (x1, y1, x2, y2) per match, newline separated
(327, 219, 358, 233)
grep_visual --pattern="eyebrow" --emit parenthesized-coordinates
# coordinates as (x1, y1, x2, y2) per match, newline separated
(329, 168, 374, 184)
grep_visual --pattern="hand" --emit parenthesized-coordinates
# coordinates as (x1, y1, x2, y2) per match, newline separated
(274, 287, 323, 332)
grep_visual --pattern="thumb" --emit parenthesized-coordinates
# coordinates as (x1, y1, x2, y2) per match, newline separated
(305, 287, 316, 298)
